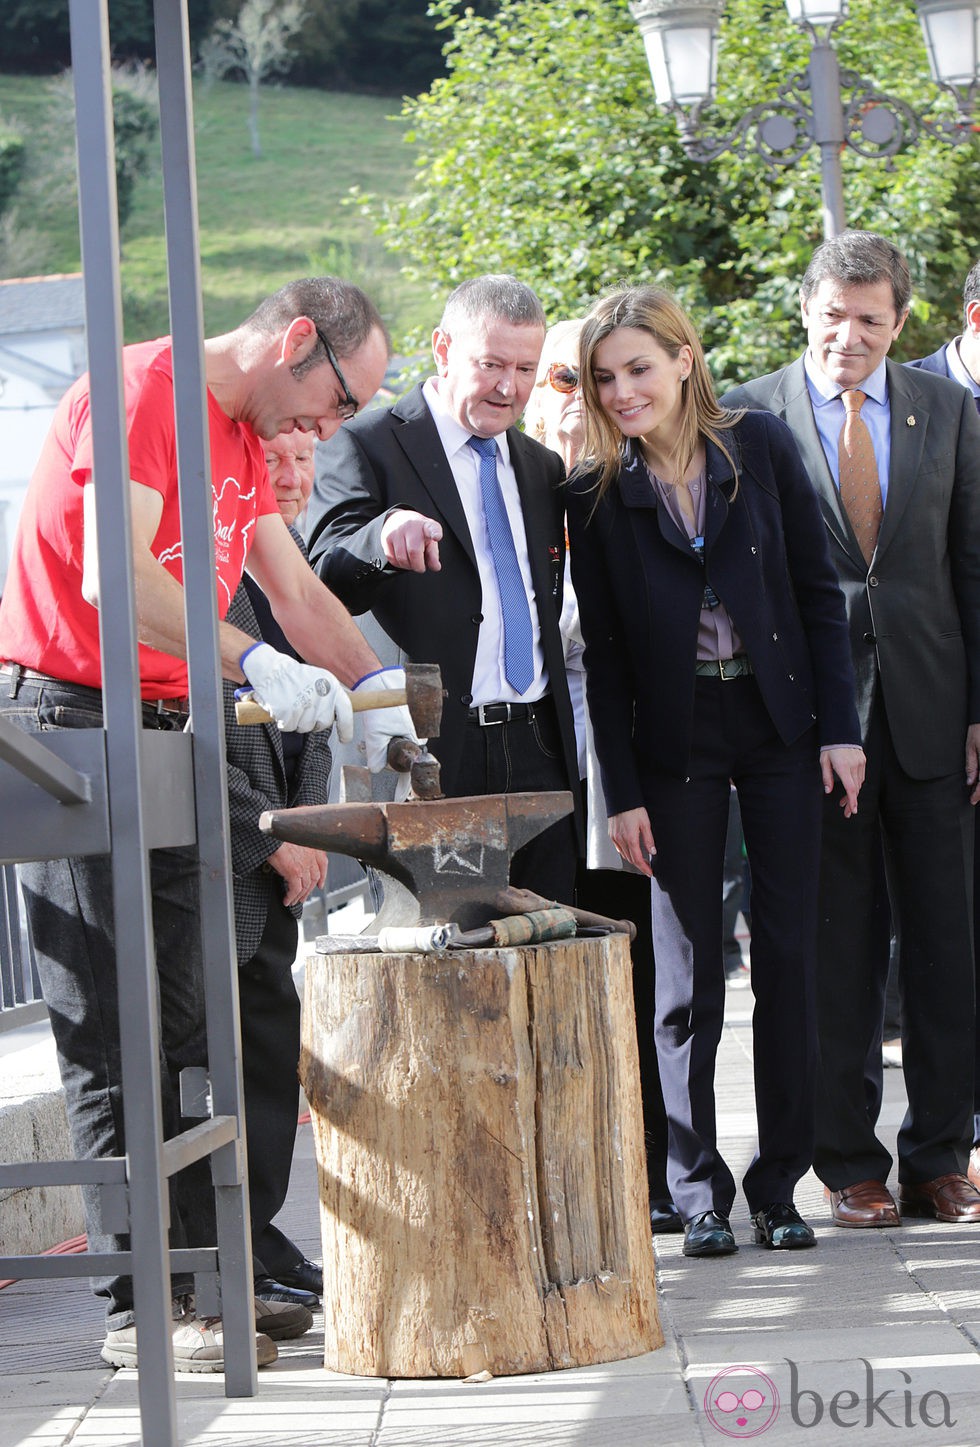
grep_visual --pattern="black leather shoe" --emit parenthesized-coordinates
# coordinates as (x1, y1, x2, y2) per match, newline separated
(650, 1199, 684, 1234)
(275, 1257, 324, 1296)
(254, 1273, 319, 1309)
(682, 1210, 737, 1257)
(751, 1202, 816, 1249)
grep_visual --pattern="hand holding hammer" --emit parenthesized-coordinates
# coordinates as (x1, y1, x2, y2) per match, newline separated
(237, 659, 445, 795)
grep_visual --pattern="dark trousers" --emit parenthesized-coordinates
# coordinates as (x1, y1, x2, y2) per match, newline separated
(239, 900, 304, 1280)
(646, 677, 822, 1221)
(1, 679, 210, 1330)
(455, 696, 577, 905)
(722, 787, 749, 973)
(974, 808, 980, 1148)
(814, 693, 975, 1188)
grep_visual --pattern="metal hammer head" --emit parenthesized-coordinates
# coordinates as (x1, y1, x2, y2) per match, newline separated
(401, 662, 443, 739)
(259, 791, 574, 930)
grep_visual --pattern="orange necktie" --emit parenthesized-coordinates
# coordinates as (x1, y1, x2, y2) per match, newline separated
(838, 389, 882, 566)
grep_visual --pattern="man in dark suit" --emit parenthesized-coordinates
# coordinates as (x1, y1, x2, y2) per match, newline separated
(725, 231, 980, 1227)
(307, 275, 580, 902)
(224, 429, 326, 1313)
(908, 257, 980, 1194)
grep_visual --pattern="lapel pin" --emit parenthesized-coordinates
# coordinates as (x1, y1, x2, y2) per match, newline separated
(906, 415, 916, 427)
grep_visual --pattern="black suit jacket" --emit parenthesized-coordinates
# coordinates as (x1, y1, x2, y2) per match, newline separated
(223, 529, 333, 964)
(565, 411, 860, 812)
(307, 382, 580, 839)
(723, 357, 980, 779)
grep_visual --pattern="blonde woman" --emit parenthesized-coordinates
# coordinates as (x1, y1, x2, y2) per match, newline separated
(527, 320, 682, 1235)
(567, 286, 864, 1258)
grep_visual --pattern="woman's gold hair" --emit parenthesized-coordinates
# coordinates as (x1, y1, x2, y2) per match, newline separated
(578, 286, 743, 500)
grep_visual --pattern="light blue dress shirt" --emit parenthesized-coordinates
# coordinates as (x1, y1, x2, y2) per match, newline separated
(944, 337, 980, 402)
(803, 354, 891, 508)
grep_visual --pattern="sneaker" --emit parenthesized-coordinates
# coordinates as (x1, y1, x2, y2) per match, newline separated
(253, 1295, 313, 1341)
(172, 1313, 278, 1372)
(101, 1295, 278, 1373)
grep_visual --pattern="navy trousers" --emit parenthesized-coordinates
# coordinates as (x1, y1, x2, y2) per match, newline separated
(646, 676, 822, 1222)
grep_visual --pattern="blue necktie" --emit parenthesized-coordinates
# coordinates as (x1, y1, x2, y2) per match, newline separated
(468, 436, 535, 694)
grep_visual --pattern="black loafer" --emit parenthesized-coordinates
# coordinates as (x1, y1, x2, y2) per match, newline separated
(254, 1272, 320, 1309)
(683, 1210, 737, 1257)
(751, 1202, 816, 1249)
(275, 1256, 324, 1296)
(650, 1199, 684, 1234)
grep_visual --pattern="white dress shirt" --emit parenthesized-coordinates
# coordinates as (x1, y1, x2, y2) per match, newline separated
(422, 377, 548, 706)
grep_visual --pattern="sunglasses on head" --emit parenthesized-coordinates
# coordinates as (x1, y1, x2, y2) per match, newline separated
(544, 362, 579, 394)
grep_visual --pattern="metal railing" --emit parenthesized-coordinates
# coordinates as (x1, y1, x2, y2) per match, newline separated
(0, 865, 44, 1030)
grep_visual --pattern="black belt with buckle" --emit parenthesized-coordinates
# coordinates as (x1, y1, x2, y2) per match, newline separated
(693, 657, 754, 681)
(1, 662, 190, 714)
(466, 696, 551, 726)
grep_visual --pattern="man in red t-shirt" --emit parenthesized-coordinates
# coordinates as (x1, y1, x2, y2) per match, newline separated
(0, 277, 416, 1372)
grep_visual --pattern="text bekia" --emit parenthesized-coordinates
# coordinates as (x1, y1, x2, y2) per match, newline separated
(788, 1359, 956, 1429)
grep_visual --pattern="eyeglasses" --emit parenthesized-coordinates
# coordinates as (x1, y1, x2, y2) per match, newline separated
(544, 362, 579, 394)
(314, 325, 359, 420)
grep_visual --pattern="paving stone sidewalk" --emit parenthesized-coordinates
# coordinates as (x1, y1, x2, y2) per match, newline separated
(1, 984, 978, 1446)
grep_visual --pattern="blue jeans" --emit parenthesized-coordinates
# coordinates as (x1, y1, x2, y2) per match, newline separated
(1, 676, 214, 1329)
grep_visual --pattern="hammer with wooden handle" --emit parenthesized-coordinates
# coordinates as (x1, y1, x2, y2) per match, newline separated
(236, 661, 445, 787)
(494, 885, 638, 941)
(235, 683, 406, 727)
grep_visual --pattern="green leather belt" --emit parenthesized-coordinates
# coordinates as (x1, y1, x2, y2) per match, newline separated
(693, 657, 754, 681)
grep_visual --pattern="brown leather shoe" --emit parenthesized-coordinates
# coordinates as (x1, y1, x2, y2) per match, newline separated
(899, 1173, 980, 1223)
(824, 1179, 900, 1228)
(969, 1146, 980, 1192)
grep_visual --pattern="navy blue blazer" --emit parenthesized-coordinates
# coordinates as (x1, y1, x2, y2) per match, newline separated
(907, 344, 952, 378)
(565, 410, 860, 813)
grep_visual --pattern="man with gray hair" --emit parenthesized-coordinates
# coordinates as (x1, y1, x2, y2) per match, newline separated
(308, 274, 580, 902)
(725, 231, 980, 1229)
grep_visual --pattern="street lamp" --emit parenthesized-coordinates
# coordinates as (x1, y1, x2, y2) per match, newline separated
(629, 0, 980, 238)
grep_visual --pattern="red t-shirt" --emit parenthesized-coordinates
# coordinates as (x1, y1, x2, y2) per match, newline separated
(0, 339, 277, 698)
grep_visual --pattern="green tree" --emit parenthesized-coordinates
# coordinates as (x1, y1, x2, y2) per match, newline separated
(0, 0, 218, 71)
(0, 118, 26, 217)
(13, 64, 160, 251)
(201, 0, 308, 156)
(282, 0, 497, 95)
(369, 0, 980, 381)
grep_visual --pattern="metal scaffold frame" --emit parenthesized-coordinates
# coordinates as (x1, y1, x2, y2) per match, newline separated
(0, 1, 258, 1439)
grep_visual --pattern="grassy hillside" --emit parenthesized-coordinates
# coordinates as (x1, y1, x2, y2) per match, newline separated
(0, 72, 434, 344)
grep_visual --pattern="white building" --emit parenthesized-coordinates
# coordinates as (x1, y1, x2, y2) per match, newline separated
(0, 274, 86, 591)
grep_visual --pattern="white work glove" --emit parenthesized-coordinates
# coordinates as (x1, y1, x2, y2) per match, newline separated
(351, 667, 424, 772)
(239, 642, 354, 739)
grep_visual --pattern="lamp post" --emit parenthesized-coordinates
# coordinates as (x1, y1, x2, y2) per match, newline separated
(629, 0, 980, 238)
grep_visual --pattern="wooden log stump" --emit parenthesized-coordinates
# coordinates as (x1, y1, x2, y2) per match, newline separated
(299, 933, 662, 1378)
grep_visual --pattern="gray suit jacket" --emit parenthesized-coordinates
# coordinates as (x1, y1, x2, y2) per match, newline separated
(724, 356, 980, 778)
